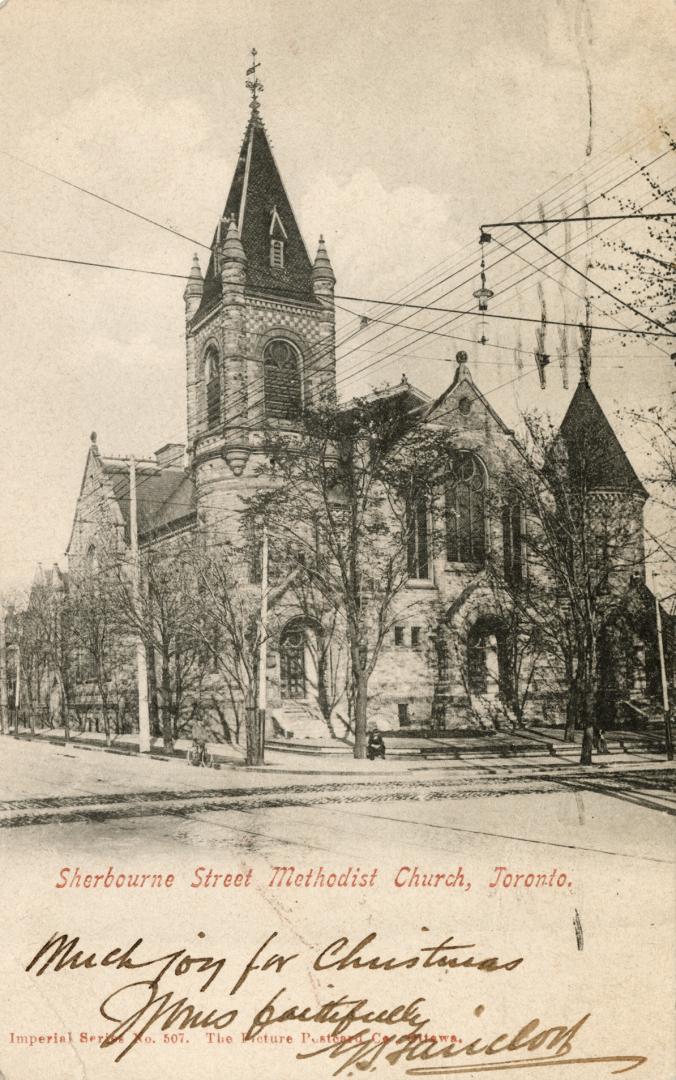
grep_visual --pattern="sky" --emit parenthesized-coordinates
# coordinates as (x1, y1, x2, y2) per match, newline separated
(0, 0, 674, 594)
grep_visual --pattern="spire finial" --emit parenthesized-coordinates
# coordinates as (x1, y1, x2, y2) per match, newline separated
(246, 48, 264, 112)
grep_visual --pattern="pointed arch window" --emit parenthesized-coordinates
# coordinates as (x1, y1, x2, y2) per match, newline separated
(264, 339, 301, 421)
(204, 346, 221, 430)
(445, 452, 486, 564)
(407, 496, 430, 579)
(502, 501, 524, 585)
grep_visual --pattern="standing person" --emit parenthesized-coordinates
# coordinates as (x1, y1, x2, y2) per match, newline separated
(191, 706, 209, 766)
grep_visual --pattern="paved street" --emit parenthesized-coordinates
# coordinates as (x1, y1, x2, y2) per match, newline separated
(1, 733, 674, 831)
(1, 735, 674, 1080)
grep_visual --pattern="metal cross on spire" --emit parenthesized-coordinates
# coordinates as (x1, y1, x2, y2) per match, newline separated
(245, 48, 264, 111)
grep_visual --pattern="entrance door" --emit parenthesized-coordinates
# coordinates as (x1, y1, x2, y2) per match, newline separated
(466, 616, 510, 701)
(280, 627, 306, 699)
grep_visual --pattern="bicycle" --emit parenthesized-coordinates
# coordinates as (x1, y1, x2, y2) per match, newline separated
(187, 741, 214, 768)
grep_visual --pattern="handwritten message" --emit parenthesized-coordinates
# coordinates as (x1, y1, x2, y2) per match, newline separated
(23, 926, 644, 1076)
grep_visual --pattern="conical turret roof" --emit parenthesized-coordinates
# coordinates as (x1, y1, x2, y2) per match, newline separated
(559, 380, 647, 496)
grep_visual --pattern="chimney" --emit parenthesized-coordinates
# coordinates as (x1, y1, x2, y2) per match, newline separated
(155, 443, 186, 469)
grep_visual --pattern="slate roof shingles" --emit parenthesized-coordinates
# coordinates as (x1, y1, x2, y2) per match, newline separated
(193, 112, 318, 323)
(105, 464, 197, 538)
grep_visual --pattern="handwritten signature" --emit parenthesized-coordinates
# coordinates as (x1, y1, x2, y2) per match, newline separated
(24, 929, 647, 1074)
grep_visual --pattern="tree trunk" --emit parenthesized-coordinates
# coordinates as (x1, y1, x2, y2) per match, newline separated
(146, 644, 161, 738)
(580, 723, 594, 765)
(353, 671, 368, 760)
(96, 660, 112, 747)
(160, 653, 174, 754)
(245, 690, 262, 766)
(564, 687, 578, 742)
(578, 665, 596, 764)
(29, 688, 36, 736)
(56, 670, 70, 744)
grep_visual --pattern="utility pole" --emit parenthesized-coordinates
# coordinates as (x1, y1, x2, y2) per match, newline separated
(257, 522, 269, 765)
(129, 457, 151, 754)
(13, 641, 21, 736)
(0, 604, 8, 735)
(652, 575, 673, 761)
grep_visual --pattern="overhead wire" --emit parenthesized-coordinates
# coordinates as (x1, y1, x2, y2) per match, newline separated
(332, 149, 675, 380)
(86, 164, 676, 528)
(330, 141, 676, 368)
(34, 127, 673, 529)
(337, 161, 676, 382)
(75, 359, 543, 526)
(0, 148, 211, 251)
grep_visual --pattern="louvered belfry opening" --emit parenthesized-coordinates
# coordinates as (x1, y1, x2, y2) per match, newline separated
(264, 339, 301, 420)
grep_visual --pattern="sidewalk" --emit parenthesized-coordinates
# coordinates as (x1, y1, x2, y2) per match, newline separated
(5, 723, 671, 778)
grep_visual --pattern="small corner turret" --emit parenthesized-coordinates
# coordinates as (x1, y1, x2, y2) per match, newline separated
(183, 254, 203, 320)
(312, 235, 335, 301)
(221, 219, 247, 288)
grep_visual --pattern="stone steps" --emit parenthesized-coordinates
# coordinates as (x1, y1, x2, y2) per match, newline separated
(270, 701, 332, 740)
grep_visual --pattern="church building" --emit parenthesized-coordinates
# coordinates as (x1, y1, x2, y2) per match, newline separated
(59, 89, 670, 744)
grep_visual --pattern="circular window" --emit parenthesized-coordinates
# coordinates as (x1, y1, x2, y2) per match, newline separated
(458, 396, 471, 415)
(268, 340, 294, 366)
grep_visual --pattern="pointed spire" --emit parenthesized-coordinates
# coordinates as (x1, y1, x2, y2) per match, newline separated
(183, 253, 203, 319)
(189, 253, 203, 281)
(559, 382, 647, 496)
(312, 235, 335, 298)
(192, 95, 315, 320)
(222, 219, 247, 265)
(183, 254, 203, 299)
(313, 235, 334, 278)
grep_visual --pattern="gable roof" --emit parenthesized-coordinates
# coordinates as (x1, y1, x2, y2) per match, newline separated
(343, 377, 431, 415)
(194, 109, 316, 321)
(559, 381, 647, 496)
(103, 462, 197, 540)
(424, 358, 514, 434)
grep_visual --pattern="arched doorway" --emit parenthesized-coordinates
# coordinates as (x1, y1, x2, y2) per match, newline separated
(466, 616, 512, 702)
(279, 622, 307, 700)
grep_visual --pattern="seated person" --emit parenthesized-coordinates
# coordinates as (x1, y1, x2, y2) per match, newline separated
(367, 728, 386, 760)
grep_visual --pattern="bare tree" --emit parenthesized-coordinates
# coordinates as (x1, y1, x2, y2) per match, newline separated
(108, 536, 204, 754)
(505, 411, 648, 760)
(247, 397, 453, 759)
(597, 129, 676, 332)
(187, 531, 263, 763)
(18, 571, 74, 740)
(67, 568, 123, 746)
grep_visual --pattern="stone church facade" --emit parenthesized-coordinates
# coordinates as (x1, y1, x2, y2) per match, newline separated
(60, 100, 669, 741)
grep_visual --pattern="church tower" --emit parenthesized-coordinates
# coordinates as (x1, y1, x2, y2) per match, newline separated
(183, 65, 336, 522)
